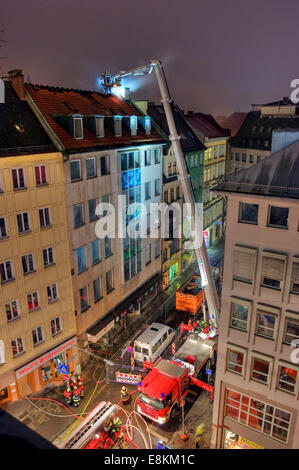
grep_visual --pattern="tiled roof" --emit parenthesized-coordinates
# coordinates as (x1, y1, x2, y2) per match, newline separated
(25, 84, 164, 151)
(0, 82, 55, 157)
(184, 112, 230, 139)
(214, 139, 299, 200)
(215, 112, 246, 137)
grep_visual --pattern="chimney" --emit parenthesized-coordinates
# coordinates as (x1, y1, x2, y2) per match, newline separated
(8, 69, 25, 100)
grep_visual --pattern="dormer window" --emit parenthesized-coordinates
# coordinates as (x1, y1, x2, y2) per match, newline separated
(130, 116, 138, 136)
(73, 116, 83, 139)
(114, 116, 122, 137)
(144, 116, 151, 135)
(95, 116, 105, 138)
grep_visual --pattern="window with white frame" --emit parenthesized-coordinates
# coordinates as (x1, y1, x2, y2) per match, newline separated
(145, 149, 151, 166)
(255, 306, 277, 340)
(95, 116, 105, 138)
(225, 388, 291, 443)
(130, 116, 137, 135)
(233, 246, 257, 284)
(144, 116, 151, 134)
(11, 337, 24, 357)
(250, 353, 272, 385)
(43, 247, 54, 267)
(230, 299, 250, 332)
(0, 217, 8, 238)
(35, 165, 47, 185)
(73, 117, 83, 139)
(12, 168, 26, 189)
(47, 283, 58, 303)
(226, 345, 246, 376)
(22, 253, 35, 275)
(39, 207, 51, 228)
(100, 155, 110, 175)
(283, 314, 299, 345)
(27, 291, 40, 312)
(277, 362, 298, 395)
(51, 317, 62, 336)
(17, 212, 30, 234)
(154, 148, 161, 164)
(86, 157, 97, 178)
(290, 259, 299, 294)
(114, 117, 122, 137)
(5, 300, 20, 322)
(32, 326, 44, 346)
(261, 252, 286, 290)
(70, 160, 81, 181)
(0, 260, 14, 283)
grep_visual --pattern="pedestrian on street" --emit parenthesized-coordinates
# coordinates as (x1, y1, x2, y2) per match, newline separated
(72, 385, 81, 407)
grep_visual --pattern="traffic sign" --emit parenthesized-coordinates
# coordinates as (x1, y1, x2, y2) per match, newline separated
(60, 363, 69, 375)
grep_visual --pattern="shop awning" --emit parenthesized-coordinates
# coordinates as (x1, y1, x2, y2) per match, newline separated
(87, 272, 161, 343)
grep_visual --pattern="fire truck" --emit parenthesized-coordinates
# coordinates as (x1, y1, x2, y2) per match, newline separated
(175, 272, 203, 314)
(136, 331, 217, 424)
(57, 401, 122, 449)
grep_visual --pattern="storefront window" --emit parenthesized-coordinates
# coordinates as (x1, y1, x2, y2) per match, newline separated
(41, 363, 52, 383)
(53, 354, 64, 378)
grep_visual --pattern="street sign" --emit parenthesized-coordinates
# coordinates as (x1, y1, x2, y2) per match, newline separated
(60, 363, 69, 375)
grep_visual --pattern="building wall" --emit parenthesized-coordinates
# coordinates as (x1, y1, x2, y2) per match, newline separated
(228, 146, 270, 174)
(0, 152, 77, 401)
(212, 191, 299, 448)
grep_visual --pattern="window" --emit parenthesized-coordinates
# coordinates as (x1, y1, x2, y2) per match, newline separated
(95, 116, 104, 138)
(39, 208, 51, 228)
(233, 246, 257, 284)
(51, 317, 62, 336)
(154, 239, 160, 258)
(268, 206, 289, 229)
(93, 276, 102, 302)
(214, 146, 218, 159)
(11, 337, 24, 357)
(0, 260, 14, 283)
(104, 236, 113, 258)
(284, 316, 299, 345)
(164, 190, 168, 204)
(114, 117, 122, 137)
(27, 291, 40, 312)
(256, 307, 277, 340)
(226, 347, 245, 375)
(130, 116, 137, 136)
(154, 148, 161, 164)
(249, 154, 254, 164)
(88, 198, 98, 222)
(43, 247, 54, 267)
(12, 168, 25, 189)
(73, 203, 84, 227)
(145, 244, 151, 264)
(73, 117, 83, 139)
(5, 300, 19, 322)
(32, 326, 44, 346)
(225, 389, 291, 443)
(239, 202, 259, 224)
(79, 286, 90, 312)
(47, 283, 58, 303)
(102, 194, 110, 216)
(261, 253, 285, 290)
(0, 217, 8, 238)
(17, 212, 30, 234)
(91, 239, 101, 265)
(277, 364, 298, 394)
(251, 356, 271, 385)
(70, 160, 81, 181)
(235, 153, 240, 161)
(290, 260, 299, 294)
(242, 154, 246, 162)
(100, 155, 110, 175)
(154, 178, 160, 196)
(230, 301, 249, 331)
(86, 157, 97, 178)
(106, 269, 114, 293)
(22, 253, 35, 275)
(76, 246, 87, 273)
(170, 188, 174, 202)
(145, 150, 151, 166)
(145, 182, 151, 200)
(35, 165, 47, 185)
(144, 116, 151, 134)
(176, 186, 180, 200)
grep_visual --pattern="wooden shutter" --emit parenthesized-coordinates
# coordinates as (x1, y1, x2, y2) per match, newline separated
(261, 256, 285, 281)
(291, 262, 299, 283)
(233, 247, 256, 282)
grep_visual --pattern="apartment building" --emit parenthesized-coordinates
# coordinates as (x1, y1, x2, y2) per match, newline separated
(211, 139, 299, 449)
(146, 102, 206, 288)
(228, 97, 299, 175)
(23, 76, 164, 354)
(184, 111, 229, 247)
(0, 75, 78, 404)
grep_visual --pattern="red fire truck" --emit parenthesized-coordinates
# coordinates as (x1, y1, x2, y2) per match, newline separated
(136, 333, 217, 424)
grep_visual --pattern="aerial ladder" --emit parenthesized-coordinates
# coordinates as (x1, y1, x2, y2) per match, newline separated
(101, 60, 220, 331)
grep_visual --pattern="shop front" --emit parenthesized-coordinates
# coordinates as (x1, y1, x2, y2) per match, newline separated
(223, 429, 264, 449)
(15, 336, 79, 397)
(162, 255, 181, 289)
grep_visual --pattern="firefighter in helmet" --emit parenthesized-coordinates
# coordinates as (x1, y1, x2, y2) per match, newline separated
(64, 386, 72, 406)
(72, 385, 81, 407)
(120, 385, 130, 404)
(77, 374, 84, 399)
(111, 417, 122, 436)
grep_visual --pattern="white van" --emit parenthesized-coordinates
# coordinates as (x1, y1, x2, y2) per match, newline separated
(133, 323, 175, 365)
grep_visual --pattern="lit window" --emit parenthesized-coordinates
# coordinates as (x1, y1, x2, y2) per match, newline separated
(226, 347, 245, 375)
(256, 308, 276, 340)
(5, 300, 19, 322)
(277, 365, 298, 395)
(230, 302, 249, 332)
(51, 317, 62, 336)
(11, 337, 24, 357)
(251, 356, 270, 385)
(284, 317, 299, 345)
(27, 291, 40, 312)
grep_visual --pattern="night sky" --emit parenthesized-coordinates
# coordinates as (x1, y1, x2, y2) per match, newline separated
(2, 0, 299, 116)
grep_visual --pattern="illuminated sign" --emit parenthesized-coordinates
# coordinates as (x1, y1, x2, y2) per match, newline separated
(15, 337, 77, 379)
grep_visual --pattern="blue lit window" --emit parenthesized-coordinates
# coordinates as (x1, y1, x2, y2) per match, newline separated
(121, 172, 128, 190)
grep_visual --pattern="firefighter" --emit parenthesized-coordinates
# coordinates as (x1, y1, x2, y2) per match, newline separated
(111, 417, 122, 437)
(78, 374, 84, 399)
(64, 387, 72, 406)
(120, 386, 130, 404)
(195, 423, 205, 449)
(72, 385, 81, 407)
(70, 374, 78, 390)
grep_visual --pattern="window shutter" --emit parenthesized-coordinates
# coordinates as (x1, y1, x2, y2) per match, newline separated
(291, 262, 299, 283)
(233, 248, 256, 282)
(262, 256, 285, 281)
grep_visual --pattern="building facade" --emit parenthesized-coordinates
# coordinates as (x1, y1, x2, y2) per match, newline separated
(211, 140, 299, 449)
(0, 77, 78, 404)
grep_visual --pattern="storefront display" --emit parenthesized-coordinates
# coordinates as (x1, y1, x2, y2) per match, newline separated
(223, 430, 264, 449)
